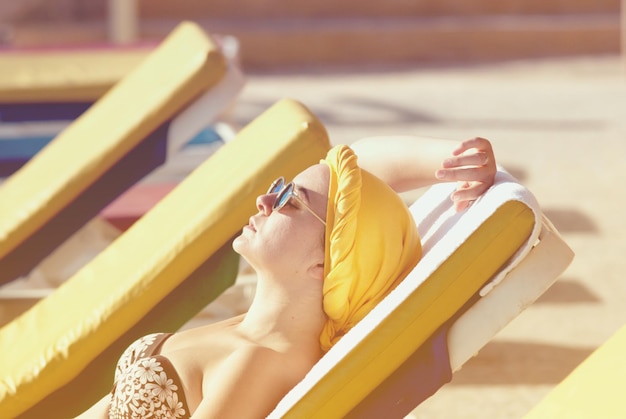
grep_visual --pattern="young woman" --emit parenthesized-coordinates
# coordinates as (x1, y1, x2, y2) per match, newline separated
(78, 136, 496, 419)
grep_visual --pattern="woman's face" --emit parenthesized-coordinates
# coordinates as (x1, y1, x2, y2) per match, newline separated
(233, 164, 329, 278)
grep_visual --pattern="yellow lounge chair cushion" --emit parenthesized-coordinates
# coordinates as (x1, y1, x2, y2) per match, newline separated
(0, 21, 226, 264)
(0, 48, 149, 103)
(0, 98, 330, 418)
(20, 241, 240, 418)
(525, 323, 626, 419)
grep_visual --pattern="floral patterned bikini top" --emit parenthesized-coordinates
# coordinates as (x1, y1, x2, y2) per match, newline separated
(108, 333, 190, 419)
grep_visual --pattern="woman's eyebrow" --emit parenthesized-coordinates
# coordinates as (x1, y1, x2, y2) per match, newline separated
(294, 184, 312, 203)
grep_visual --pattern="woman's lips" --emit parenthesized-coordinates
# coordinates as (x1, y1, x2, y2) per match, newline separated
(246, 218, 257, 232)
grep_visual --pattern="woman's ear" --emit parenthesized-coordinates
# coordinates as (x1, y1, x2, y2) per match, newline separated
(308, 262, 325, 282)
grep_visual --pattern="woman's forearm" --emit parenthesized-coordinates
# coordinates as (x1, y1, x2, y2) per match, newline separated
(352, 135, 497, 211)
(351, 135, 460, 192)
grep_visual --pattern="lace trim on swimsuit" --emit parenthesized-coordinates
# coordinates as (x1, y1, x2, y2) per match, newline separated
(108, 333, 190, 419)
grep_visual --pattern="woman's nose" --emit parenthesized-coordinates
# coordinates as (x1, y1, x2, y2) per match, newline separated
(256, 193, 274, 215)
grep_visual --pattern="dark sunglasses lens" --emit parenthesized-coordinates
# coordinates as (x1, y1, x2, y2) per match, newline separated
(274, 183, 293, 210)
(268, 178, 284, 194)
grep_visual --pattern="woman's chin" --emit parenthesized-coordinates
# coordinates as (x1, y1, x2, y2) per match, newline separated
(232, 235, 244, 254)
(232, 233, 253, 258)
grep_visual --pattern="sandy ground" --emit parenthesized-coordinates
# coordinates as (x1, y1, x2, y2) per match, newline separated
(1, 54, 624, 418)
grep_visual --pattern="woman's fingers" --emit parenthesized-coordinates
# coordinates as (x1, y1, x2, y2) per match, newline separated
(436, 137, 497, 212)
(451, 182, 474, 212)
(451, 181, 489, 202)
(442, 151, 488, 169)
(452, 137, 493, 157)
(438, 137, 495, 180)
(454, 200, 472, 212)
(436, 165, 492, 182)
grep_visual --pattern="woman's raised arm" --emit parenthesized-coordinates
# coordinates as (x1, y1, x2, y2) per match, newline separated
(351, 136, 497, 211)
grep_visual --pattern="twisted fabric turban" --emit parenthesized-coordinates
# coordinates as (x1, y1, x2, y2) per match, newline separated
(320, 145, 422, 352)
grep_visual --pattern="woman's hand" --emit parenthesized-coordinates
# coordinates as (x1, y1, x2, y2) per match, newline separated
(434, 137, 497, 211)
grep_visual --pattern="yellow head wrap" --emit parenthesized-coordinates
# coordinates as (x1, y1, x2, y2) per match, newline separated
(320, 145, 422, 352)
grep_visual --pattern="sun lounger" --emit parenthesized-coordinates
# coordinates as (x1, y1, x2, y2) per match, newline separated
(0, 46, 150, 175)
(0, 46, 149, 104)
(0, 36, 241, 177)
(268, 168, 574, 418)
(0, 98, 331, 418)
(0, 21, 245, 285)
(524, 322, 626, 418)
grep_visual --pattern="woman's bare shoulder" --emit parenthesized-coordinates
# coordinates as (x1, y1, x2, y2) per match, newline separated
(230, 344, 312, 383)
(195, 344, 314, 418)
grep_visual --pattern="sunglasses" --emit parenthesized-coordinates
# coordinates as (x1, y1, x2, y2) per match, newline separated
(267, 177, 326, 226)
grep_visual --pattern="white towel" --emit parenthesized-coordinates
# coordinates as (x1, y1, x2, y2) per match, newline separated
(410, 167, 542, 297)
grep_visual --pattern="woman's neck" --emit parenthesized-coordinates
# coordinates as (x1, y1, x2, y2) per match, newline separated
(237, 274, 326, 352)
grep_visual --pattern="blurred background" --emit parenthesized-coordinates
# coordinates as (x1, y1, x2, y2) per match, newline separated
(1, 1, 625, 418)
(0, 0, 621, 69)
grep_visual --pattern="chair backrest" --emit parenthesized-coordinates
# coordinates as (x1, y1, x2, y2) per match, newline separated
(269, 169, 570, 418)
(0, 47, 149, 104)
(348, 175, 574, 417)
(0, 22, 227, 284)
